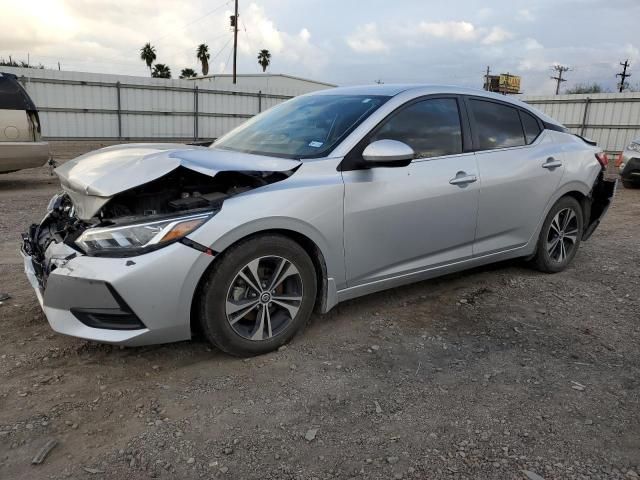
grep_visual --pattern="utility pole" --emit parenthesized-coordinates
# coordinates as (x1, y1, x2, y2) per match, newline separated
(616, 59, 631, 93)
(484, 66, 491, 91)
(232, 0, 239, 84)
(551, 65, 569, 95)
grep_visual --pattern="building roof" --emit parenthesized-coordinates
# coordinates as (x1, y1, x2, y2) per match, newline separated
(192, 73, 337, 87)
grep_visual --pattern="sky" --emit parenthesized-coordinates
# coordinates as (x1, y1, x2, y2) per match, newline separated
(1, 0, 639, 95)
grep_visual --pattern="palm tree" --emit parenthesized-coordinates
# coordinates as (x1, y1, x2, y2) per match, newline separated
(140, 43, 157, 74)
(180, 68, 198, 79)
(196, 44, 210, 76)
(151, 64, 171, 78)
(257, 49, 271, 72)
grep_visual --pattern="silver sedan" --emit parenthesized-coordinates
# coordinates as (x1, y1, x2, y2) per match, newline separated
(22, 85, 616, 356)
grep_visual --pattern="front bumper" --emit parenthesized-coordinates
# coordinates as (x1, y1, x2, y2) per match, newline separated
(0, 141, 50, 172)
(22, 241, 214, 346)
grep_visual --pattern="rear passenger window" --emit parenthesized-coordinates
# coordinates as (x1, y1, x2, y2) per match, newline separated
(520, 110, 542, 144)
(469, 99, 525, 150)
(369, 98, 462, 159)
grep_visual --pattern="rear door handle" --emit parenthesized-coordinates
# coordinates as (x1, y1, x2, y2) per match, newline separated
(449, 172, 478, 186)
(542, 157, 563, 169)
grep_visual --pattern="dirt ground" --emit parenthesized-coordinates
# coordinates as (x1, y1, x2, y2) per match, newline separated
(0, 144, 639, 480)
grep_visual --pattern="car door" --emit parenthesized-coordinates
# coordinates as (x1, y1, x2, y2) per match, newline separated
(466, 98, 565, 256)
(341, 96, 480, 287)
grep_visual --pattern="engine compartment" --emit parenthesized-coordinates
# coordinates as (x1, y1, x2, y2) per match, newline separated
(22, 165, 295, 287)
(99, 167, 288, 220)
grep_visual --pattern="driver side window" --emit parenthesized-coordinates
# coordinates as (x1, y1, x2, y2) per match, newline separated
(369, 98, 463, 159)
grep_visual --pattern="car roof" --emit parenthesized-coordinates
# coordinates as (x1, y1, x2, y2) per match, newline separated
(311, 84, 562, 127)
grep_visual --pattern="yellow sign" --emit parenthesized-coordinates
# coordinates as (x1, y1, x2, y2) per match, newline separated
(499, 74, 521, 93)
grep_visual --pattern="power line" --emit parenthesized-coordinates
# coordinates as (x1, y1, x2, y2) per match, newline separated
(616, 59, 631, 93)
(241, 19, 261, 73)
(222, 40, 234, 74)
(210, 37, 233, 68)
(551, 65, 570, 95)
(150, 0, 233, 46)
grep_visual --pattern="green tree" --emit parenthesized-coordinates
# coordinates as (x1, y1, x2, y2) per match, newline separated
(196, 44, 210, 76)
(0, 57, 44, 69)
(151, 63, 171, 79)
(566, 83, 606, 94)
(257, 49, 271, 72)
(180, 68, 198, 79)
(140, 43, 157, 74)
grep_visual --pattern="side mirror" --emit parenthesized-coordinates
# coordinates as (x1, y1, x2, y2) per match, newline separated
(362, 139, 414, 167)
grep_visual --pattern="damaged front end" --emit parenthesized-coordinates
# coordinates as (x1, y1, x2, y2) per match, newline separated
(21, 144, 301, 292)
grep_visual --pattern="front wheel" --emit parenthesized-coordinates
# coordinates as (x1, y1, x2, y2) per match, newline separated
(198, 234, 317, 356)
(532, 196, 584, 273)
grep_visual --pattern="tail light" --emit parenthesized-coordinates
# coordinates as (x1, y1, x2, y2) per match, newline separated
(595, 152, 609, 168)
(614, 153, 624, 168)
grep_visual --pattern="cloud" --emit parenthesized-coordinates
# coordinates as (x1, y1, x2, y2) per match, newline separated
(517, 9, 535, 22)
(524, 38, 543, 51)
(482, 27, 512, 45)
(346, 23, 389, 54)
(417, 21, 477, 41)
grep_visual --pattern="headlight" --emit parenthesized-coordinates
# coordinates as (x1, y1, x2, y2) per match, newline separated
(75, 212, 212, 256)
(627, 142, 640, 153)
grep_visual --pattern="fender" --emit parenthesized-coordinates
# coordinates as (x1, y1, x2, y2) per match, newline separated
(201, 216, 341, 313)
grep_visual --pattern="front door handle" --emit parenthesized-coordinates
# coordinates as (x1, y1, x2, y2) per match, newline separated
(449, 171, 478, 186)
(542, 157, 563, 169)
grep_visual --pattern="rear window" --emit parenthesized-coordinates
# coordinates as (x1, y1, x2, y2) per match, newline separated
(469, 99, 525, 150)
(0, 74, 36, 111)
(520, 110, 542, 144)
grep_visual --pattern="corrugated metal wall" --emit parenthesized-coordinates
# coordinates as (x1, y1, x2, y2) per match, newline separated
(1, 67, 332, 141)
(4, 66, 637, 152)
(523, 92, 640, 153)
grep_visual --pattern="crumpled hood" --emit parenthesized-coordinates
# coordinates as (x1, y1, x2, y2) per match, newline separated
(54, 143, 301, 220)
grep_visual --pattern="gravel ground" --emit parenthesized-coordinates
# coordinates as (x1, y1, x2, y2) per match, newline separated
(0, 147, 639, 480)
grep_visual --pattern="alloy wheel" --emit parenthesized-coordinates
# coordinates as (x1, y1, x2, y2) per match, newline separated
(225, 255, 304, 341)
(546, 207, 579, 263)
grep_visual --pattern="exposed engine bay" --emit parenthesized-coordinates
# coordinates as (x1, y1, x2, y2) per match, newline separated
(22, 166, 295, 288)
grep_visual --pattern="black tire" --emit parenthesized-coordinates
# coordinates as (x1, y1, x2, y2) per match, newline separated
(532, 196, 584, 273)
(198, 234, 317, 357)
(622, 179, 639, 189)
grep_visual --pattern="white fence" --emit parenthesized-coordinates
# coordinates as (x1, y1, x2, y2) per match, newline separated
(522, 92, 640, 153)
(0, 67, 333, 141)
(3, 66, 638, 152)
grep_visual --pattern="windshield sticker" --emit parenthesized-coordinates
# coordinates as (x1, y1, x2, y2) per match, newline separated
(308, 141, 324, 148)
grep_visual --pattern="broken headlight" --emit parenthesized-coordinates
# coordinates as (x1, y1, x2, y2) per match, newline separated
(75, 212, 212, 256)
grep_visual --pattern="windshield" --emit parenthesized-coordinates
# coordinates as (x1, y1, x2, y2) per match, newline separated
(213, 94, 389, 159)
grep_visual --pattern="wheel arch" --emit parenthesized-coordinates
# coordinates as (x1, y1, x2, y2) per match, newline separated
(562, 190, 590, 226)
(525, 179, 593, 260)
(189, 227, 336, 337)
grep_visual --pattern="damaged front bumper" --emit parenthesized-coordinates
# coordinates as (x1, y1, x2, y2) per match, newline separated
(21, 233, 214, 346)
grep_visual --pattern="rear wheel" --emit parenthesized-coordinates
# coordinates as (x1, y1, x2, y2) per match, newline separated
(198, 234, 317, 356)
(532, 196, 583, 273)
(622, 179, 639, 189)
